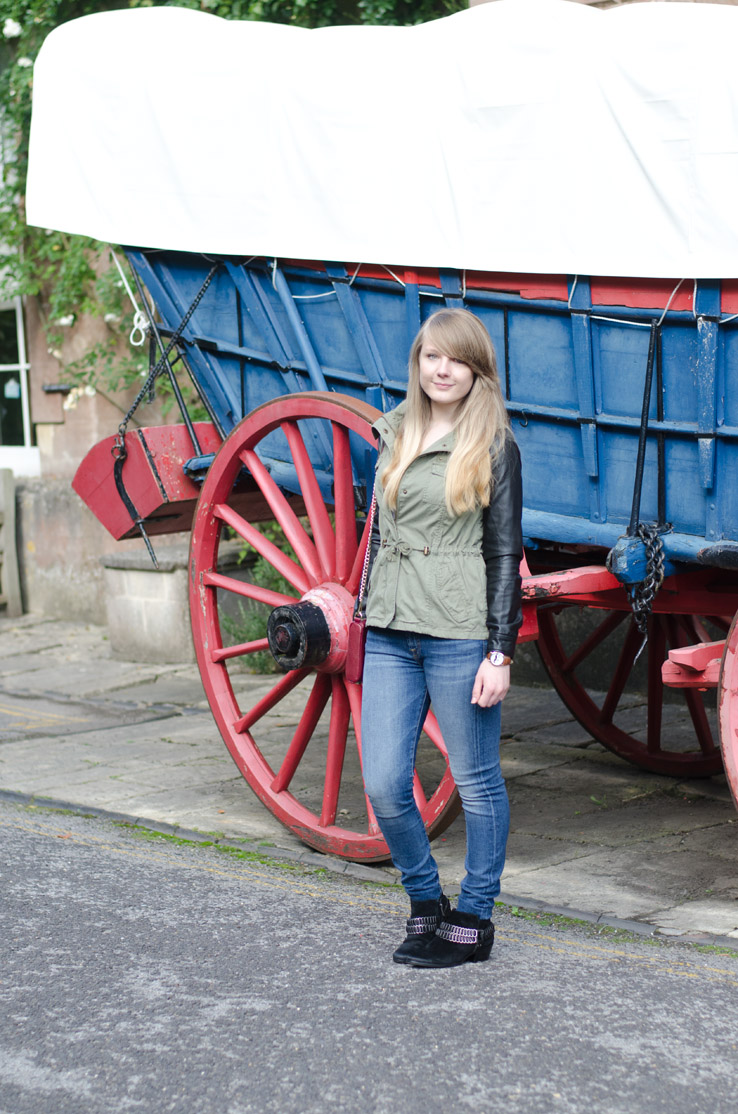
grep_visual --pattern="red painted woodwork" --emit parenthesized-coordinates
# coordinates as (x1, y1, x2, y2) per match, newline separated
(662, 632, 729, 690)
(589, 278, 693, 312)
(721, 280, 738, 313)
(517, 550, 539, 644)
(662, 657, 722, 690)
(522, 565, 621, 600)
(270, 259, 734, 312)
(718, 616, 738, 807)
(71, 422, 299, 541)
(72, 423, 223, 540)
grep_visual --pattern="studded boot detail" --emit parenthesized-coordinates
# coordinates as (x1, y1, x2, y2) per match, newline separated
(408, 908, 495, 968)
(392, 894, 451, 965)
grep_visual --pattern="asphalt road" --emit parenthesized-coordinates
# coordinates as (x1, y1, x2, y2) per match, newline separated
(2, 799, 737, 1114)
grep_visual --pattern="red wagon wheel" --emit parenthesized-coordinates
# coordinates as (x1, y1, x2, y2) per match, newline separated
(189, 392, 460, 861)
(719, 613, 738, 808)
(536, 604, 726, 777)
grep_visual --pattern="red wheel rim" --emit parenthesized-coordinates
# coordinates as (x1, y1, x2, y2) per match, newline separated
(537, 604, 725, 777)
(719, 614, 738, 808)
(189, 392, 461, 860)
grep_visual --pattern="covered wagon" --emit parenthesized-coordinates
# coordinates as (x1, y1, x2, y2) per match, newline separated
(26, 0, 738, 858)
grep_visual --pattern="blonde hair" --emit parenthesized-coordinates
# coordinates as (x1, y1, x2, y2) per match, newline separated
(381, 308, 510, 516)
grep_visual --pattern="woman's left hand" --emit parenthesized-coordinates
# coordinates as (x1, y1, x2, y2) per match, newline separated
(471, 660, 510, 707)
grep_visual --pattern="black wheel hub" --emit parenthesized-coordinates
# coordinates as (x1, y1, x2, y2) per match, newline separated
(267, 602, 332, 671)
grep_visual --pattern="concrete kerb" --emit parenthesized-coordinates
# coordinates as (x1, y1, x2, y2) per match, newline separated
(5, 787, 738, 953)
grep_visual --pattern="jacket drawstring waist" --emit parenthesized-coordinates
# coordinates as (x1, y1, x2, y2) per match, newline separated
(380, 539, 482, 558)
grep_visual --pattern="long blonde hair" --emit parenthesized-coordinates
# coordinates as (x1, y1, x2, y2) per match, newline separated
(381, 308, 510, 516)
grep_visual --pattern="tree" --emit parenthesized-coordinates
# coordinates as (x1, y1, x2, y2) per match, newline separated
(0, 0, 464, 393)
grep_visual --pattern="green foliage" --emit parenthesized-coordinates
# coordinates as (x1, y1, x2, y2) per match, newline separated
(0, 0, 464, 396)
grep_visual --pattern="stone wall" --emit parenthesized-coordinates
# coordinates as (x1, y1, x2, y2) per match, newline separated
(15, 476, 187, 625)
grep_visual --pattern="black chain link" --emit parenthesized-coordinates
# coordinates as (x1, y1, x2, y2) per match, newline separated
(628, 522, 666, 640)
(112, 262, 219, 461)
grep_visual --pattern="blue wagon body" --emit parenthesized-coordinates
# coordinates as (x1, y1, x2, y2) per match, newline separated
(128, 249, 738, 578)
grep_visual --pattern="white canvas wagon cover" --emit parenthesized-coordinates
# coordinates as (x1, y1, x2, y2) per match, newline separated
(25, 0, 738, 278)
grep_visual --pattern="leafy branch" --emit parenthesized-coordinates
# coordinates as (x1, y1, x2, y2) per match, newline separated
(0, 0, 464, 399)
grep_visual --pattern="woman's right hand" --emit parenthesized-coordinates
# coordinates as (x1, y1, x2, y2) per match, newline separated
(471, 659, 510, 707)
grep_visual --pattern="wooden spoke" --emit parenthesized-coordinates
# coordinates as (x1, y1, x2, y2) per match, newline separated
(683, 686, 718, 755)
(282, 421, 336, 580)
(600, 620, 642, 725)
(346, 512, 374, 597)
(271, 673, 332, 793)
(645, 616, 666, 753)
(239, 446, 322, 585)
(412, 772, 428, 812)
(233, 669, 310, 734)
(666, 616, 717, 756)
(214, 503, 310, 594)
(420, 710, 449, 759)
(320, 676, 350, 828)
(332, 422, 359, 583)
(345, 677, 382, 835)
(212, 639, 270, 663)
(562, 610, 628, 674)
(203, 570, 296, 609)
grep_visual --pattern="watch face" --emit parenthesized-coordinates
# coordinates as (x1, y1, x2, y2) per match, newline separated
(488, 652, 505, 666)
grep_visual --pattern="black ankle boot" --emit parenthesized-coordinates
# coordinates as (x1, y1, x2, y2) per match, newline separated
(392, 894, 451, 965)
(408, 908, 495, 968)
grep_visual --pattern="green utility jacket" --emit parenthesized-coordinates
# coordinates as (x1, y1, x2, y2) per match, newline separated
(365, 403, 523, 658)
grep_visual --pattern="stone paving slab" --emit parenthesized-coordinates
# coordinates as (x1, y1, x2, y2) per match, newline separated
(0, 691, 171, 743)
(1, 615, 737, 942)
(504, 840, 738, 922)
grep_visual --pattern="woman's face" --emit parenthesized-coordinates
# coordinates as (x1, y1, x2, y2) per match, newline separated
(418, 341, 474, 414)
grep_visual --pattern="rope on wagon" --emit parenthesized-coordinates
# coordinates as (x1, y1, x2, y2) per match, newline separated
(269, 259, 365, 300)
(656, 278, 685, 327)
(110, 249, 150, 347)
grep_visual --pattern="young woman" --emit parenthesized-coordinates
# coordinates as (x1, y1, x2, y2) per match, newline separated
(361, 307, 523, 969)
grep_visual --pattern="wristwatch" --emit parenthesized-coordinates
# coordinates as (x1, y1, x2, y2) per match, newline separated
(486, 651, 512, 667)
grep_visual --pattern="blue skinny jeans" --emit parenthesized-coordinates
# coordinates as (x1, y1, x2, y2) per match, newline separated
(361, 628, 509, 919)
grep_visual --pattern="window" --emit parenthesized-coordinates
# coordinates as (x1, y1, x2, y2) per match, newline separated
(0, 296, 37, 474)
(0, 302, 25, 446)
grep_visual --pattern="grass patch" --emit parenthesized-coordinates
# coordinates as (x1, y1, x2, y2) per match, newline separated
(499, 902, 738, 955)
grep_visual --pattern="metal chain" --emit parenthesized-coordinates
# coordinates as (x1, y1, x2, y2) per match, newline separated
(112, 262, 219, 461)
(354, 489, 377, 618)
(628, 523, 665, 656)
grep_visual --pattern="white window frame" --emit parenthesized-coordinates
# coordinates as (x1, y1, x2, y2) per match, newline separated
(0, 295, 40, 475)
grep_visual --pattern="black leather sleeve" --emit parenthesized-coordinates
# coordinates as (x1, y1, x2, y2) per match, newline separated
(482, 435, 524, 659)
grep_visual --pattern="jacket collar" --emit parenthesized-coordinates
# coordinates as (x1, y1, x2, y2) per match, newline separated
(372, 401, 456, 455)
(372, 401, 405, 447)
